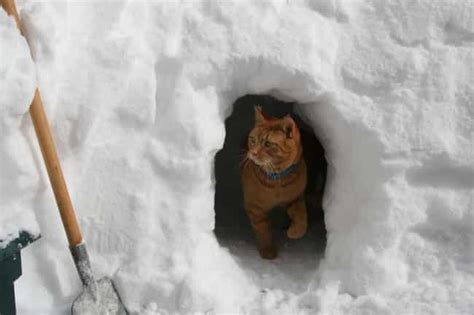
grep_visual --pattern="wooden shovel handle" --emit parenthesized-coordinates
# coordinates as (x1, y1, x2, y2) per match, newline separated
(1, 0, 83, 247)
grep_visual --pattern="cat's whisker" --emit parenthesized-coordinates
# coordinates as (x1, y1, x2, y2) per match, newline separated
(239, 156, 251, 169)
(239, 156, 248, 162)
(265, 160, 274, 175)
(238, 150, 248, 157)
(237, 151, 248, 157)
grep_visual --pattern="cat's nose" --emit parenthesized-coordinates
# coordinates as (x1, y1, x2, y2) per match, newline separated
(248, 151, 258, 159)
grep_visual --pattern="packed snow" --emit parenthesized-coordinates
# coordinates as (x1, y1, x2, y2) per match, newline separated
(0, 0, 472, 314)
(0, 8, 38, 247)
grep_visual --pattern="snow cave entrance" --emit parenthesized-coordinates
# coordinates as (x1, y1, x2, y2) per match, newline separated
(214, 94, 327, 290)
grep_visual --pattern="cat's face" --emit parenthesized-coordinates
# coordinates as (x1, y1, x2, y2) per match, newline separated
(246, 107, 301, 172)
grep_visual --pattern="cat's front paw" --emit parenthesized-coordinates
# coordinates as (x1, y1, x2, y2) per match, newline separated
(259, 247, 278, 260)
(287, 222, 307, 239)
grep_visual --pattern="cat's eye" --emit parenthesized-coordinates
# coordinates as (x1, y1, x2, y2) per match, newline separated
(264, 140, 273, 147)
(249, 137, 256, 145)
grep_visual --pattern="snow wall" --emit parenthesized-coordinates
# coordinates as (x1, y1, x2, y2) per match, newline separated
(1, 0, 473, 314)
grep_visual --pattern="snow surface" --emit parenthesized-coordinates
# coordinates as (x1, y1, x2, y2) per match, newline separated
(0, 8, 38, 247)
(0, 0, 472, 314)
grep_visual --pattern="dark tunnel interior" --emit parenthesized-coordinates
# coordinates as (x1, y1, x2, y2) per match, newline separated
(214, 94, 328, 259)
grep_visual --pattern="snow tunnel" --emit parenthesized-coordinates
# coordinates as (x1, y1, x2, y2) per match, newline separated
(214, 94, 328, 289)
(4, 1, 473, 313)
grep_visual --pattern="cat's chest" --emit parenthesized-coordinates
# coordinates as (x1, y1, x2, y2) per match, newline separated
(241, 161, 306, 209)
(269, 181, 303, 203)
(251, 174, 305, 207)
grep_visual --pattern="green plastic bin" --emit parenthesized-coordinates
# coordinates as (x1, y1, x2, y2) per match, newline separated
(0, 231, 39, 315)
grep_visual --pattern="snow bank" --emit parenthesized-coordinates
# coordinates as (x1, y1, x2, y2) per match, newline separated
(0, 9, 38, 247)
(0, 0, 471, 314)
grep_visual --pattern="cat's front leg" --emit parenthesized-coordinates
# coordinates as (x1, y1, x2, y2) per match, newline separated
(245, 207, 277, 259)
(286, 196, 307, 239)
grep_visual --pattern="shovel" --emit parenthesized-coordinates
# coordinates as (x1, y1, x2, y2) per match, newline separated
(1, 0, 128, 313)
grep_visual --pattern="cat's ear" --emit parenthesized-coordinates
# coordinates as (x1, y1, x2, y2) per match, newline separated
(282, 115, 297, 139)
(255, 106, 266, 125)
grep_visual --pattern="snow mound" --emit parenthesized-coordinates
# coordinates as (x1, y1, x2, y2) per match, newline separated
(0, 0, 471, 314)
(0, 9, 38, 247)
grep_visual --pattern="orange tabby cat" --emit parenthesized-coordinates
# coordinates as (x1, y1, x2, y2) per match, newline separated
(241, 106, 307, 259)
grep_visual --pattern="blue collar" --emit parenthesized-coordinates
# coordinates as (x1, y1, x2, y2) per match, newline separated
(265, 163, 299, 180)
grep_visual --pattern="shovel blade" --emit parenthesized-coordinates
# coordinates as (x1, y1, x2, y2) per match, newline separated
(72, 277, 127, 315)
